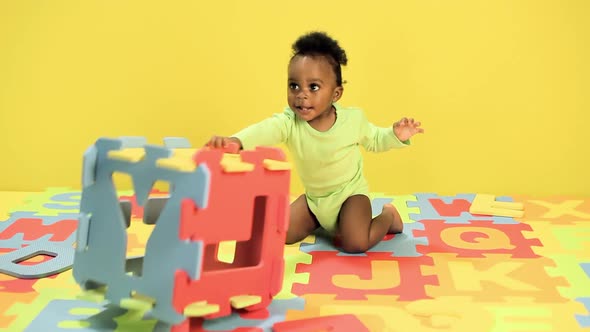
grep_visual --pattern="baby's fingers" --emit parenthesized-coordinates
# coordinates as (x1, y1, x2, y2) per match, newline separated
(204, 137, 214, 147)
(414, 121, 425, 133)
(206, 136, 224, 148)
(394, 117, 408, 127)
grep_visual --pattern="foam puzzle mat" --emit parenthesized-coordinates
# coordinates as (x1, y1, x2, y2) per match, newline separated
(0, 188, 589, 331)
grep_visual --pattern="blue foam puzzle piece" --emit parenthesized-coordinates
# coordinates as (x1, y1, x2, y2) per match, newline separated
(371, 198, 393, 218)
(575, 297, 590, 327)
(0, 212, 80, 249)
(301, 221, 428, 257)
(42, 192, 81, 210)
(0, 233, 56, 249)
(581, 262, 590, 278)
(202, 297, 306, 331)
(82, 145, 98, 187)
(407, 193, 519, 224)
(76, 213, 91, 253)
(119, 136, 148, 148)
(163, 137, 192, 148)
(357, 221, 428, 257)
(73, 137, 211, 325)
(24, 299, 126, 332)
(0, 241, 74, 278)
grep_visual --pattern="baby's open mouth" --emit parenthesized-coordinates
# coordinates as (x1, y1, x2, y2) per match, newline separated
(297, 106, 312, 113)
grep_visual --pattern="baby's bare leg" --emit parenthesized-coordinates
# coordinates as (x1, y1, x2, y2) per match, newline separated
(337, 194, 394, 253)
(285, 194, 320, 244)
(385, 204, 404, 234)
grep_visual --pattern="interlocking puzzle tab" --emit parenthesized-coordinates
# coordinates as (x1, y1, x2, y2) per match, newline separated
(469, 194, 525, 218)
(72, 136, 291, 329)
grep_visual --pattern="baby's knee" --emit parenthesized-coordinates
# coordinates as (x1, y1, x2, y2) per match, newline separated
(285, 231, 308, 245)
(340, 240, 369, 254)
(285, 237, 298, 245)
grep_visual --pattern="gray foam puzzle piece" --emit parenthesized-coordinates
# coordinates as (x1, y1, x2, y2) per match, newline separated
(73, 137, 211, 325)
(201, 297, 306, 331)
(24, 299, 126, 332)
(576, 297, 590, 328)
(408, 193, 519, 224)
(0, 241, 74, 278)
(0, 211, 80, 249)
(300, 222, 428, 257)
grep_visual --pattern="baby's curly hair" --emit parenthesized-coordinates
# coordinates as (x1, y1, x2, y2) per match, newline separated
(291, 31, 348, 86)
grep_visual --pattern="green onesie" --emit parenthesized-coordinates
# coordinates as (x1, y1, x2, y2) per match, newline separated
(232, 103, 409, 234)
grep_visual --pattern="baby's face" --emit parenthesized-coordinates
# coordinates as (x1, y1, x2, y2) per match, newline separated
(287, 55, 341, 122)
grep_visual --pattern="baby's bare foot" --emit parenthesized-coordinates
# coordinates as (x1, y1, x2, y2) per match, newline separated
(383, 203, 403, 234)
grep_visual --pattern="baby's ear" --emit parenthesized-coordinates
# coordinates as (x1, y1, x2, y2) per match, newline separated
(333, 86, 344, 102)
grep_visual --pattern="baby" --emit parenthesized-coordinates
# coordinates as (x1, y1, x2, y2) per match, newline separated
(206, 31, 424, 253)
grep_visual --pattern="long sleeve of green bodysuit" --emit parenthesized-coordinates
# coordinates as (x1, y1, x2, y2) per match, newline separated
(231, 110, 293, 150)
(359, 111, 410, 152)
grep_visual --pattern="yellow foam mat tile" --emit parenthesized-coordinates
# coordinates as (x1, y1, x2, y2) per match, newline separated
(107, 148, 146, 163)
(229, 295, 261, 309)
(263, 159, 291, 171)
(76, 288, 106, 303)
(220, 159, 254, 173)
(155, 157, 196, 172)
(170, 148, 197, 159)
(119, 297, 154, 312)
(470, 193, 525, 218)
(0, 191, 38, 220)
(183, 301, 220, 317)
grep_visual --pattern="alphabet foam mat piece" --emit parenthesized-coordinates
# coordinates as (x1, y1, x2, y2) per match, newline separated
(1, 189, 589, 331)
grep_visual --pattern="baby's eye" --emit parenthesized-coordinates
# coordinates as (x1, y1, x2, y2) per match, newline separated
(289, 83, 299, 90)
(310, 84, 320, 91)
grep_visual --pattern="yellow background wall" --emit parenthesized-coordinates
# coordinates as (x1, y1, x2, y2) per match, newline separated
(1, 1, 588, 196)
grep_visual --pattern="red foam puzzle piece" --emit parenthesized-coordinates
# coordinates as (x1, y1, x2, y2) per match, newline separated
(180, 146, 290, 244)
(429, 198, 473, 217)
(292, 251, 438, 301)
(428, 197, 509, 218)
(415, 219, 543, 258)
(173, 146, 291, 319)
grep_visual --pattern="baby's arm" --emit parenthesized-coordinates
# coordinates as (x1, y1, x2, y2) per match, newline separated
(206, 111, 293, 150)
(360, 122, 406, 152)
(359, 113, 407, 152)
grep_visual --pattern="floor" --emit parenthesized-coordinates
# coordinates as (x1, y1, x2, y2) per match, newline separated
(0, 188, 589, 331)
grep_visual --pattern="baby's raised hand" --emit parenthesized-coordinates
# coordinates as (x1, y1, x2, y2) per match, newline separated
(393, 117, 424, 142)
(205, 136, 242, 150)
